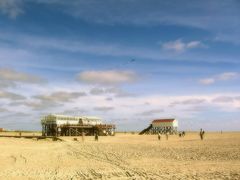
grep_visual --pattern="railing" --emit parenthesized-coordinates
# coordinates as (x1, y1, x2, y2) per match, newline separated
(58, 123, 115, 129)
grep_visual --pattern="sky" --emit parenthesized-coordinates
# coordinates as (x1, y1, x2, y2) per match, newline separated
(0, 0, 240, 131)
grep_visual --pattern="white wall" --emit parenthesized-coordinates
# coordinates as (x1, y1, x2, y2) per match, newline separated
(152, 120, 178, 128)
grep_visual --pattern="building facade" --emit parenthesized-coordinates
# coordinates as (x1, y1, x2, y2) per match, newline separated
(151, 119, 178, 134)
(139, 118, 178, 135)
(41, 114, 115, 136)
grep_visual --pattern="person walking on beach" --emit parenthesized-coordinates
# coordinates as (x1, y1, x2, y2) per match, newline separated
(95, 132, 99, 141)
(81, 130, 85, 142)
(182, 131, 185, 137)
(158, 132, 161, 141)
(166, 132, 169, 140)
(200, 128, 205, 140)
(179, 132, 182, 137)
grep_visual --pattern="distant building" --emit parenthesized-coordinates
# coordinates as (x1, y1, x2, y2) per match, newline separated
(0, 128, 3, 132)
(139, 118, 178, 135)
(151, 118, 178, 134)
(41, 114, 115, 136)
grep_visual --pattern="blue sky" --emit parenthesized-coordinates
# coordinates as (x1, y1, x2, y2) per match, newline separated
(0, 0, 240, 131)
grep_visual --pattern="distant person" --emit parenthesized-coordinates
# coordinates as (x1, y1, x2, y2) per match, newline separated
(182, 131, 185, 137)
(166, 132, 169, 140)
(179, 132, 182, 137)
(81, 131, 85, 142)
(200, 129, 205, 140)
(95, 132, 98, 141)
(158, 133, 161, 141)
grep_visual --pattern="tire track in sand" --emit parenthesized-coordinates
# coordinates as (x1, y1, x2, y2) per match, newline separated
(64, 142, 160, 179)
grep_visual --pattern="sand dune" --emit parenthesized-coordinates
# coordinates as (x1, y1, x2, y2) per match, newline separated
(0, 132, 239, 179)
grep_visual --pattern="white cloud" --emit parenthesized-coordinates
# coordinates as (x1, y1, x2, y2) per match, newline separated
(0, 80, 16, 89)
(0, 68, 46, 89)
(77, 70, 137, 85)
(0, 68, 43, 83)
(138, 109, 164, 116)
(212, 96, 234, 103)
(8, 91, 87, 111)
(2, 81, 240, 131)
(183, 105, 209, 112)
(34, 91, 87, 103)
(105, 97, 113, 101)
(89, 87, 105, 95)
(61, 107, 87, 115)
(212, 96, 240, 103)
(218, 72, 238, 81)
(199, 78, 215, 85)
(162, 39, 203, 52)
(0, 90, 25, 100)
(94, 106, 114, 112)
(0, 0, 23, 18)
(0, 107, 9, 112)
(186, 41, 202, 48)
(22, 101, 61, 111)
(170, 98, 206, 107)
(89, 87, 134, 97)
(199, 72, 239, 85)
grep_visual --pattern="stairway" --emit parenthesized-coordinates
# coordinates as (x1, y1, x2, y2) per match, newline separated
(139, 124, 152, 135)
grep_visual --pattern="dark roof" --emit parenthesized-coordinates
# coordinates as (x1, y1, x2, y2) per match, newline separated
(152, 119, 175, 123)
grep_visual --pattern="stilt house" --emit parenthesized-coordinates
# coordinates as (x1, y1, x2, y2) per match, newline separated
(41, 114, 115, 136)
(139, 118, 178, 135)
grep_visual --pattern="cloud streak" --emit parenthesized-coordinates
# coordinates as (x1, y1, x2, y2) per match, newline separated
(0, 107, 10, 112)
(0, 68, 46, 90)
(162, 39, 203, 52)
(138, 109, 164, 116)
(1, 0, 240, 44)
(30, 0, 240, 44)
(170, 98, 206, 107)
(89, 87, 135, 98)
(94, 106, 114, 112)
(77, 70, 137, 85)
(212, 96, 240, 103)
(34, 91, 87, 103)
(1, 30, 239, 65)
(199, 72, 239, 85)
(0, 90, 25, 100)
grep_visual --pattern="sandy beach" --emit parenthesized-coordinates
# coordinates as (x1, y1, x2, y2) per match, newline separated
(0, 132, 239, 179)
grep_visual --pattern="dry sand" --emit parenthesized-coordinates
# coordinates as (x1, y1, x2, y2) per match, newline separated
(0, 132, 239, 179)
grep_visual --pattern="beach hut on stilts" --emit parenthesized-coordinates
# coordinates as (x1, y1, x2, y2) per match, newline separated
(41, 114, 115, 137)
(139, 118, 178, 135)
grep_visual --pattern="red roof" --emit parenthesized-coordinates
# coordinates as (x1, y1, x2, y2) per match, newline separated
(152, 119, 175, 123)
